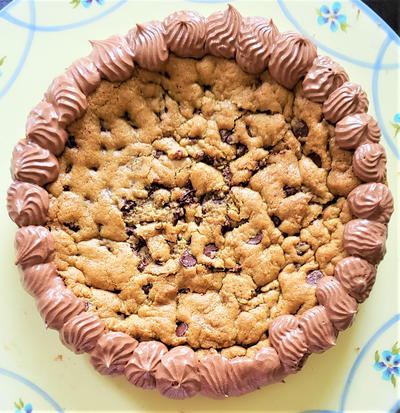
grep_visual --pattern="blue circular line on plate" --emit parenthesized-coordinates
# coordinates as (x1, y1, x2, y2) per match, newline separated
(339, 313, 400, 412)
(388, 399, 400, 413)
(349, 0, 400, 46)
(372, 35, 400, 159)
(0, 0, 35, 98)
(0, 367, 64, 412)
(276, 0, 399, 70)
(0, 0, 127, 31)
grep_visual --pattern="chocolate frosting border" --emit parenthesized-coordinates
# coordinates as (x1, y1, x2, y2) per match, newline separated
(8, 5, 392, 400)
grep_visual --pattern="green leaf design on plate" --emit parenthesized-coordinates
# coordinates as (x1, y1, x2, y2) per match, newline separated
(391, 123, 400, 137)
(392, 341, 400, 354)
(391, 374, 397, 387)
(14, 398, 24, 410)
(70, 0, 81, 8)
(340, 23, 350, 32)
(316, 8, 322, 17)
(0, 56, 6, 66)
(375, 350, 380, 363)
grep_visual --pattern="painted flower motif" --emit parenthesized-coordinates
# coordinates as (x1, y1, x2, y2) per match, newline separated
(0, 56, 6, 77)
(374, 342, 400, 387)
(70, 0, 104, 8)
(14, 399, 33, 413)
(391, 113, 400, 137)
(316, 2, 349, 32)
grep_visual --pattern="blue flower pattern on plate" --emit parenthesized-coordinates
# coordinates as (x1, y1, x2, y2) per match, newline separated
(14, 399, 33, 413)
(391, 113, 400, 137)
(317, 2, 348, 32)
(374, 342, 400, 387)
(70, 0, 104, 8)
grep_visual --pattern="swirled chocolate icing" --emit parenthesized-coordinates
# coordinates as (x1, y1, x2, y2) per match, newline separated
(90, 35, 134, 82)
(155, 346, 200, 399)
(127, 21, 169, 72)
(343, 219, 387, 264)
(335, 113, 381, 150)
(66, 56, 101, 96)
(322, 81, 369, 123)
(299, 306, 337, 353)
(347, 183, 393, 223)
(236, 16, 279, 74)
(334, 256, 377, 303)
(303, 55, 349, 103)
(269, 315, 308, 372)
(125, 341, 168, 389)
(7, 181, 49, 227)
(37, 284, 85, 330)
(60, 312, 105, 354)
(164, 11, 206, 58)
(316, 276, 358, 331)
(269, 31, 317, 89)
(15, 225, 54, 266)
(352, 143, 387, 183)
(198, 354, 230, 399)
(11, 140, 59, 186)
(20, 262, 62, 297)
(25, 101, 68, 155)
(205, 4, 242, 59)
(90, 332, 138, 376)
(45, 74, 87, 127)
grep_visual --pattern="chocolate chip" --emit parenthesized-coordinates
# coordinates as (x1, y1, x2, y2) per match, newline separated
(308, 152, 322, 168)
(126, 226, 135, 236)
(154, 150, 164, 158)
(247, 233, 263, 245)
(221, 217, 232, 235)
(132, 238, 146, 255)
(146, 183, 169, 196)
(222, 167, 232, 184)
(271, 215, 282, 227)
(258, 158, 268, 169)
(65, 136, 77, 148)
(296, 242, 309, 256)
(113, 289, 122, 295)
(255, 286, 263, 294)
(306, 270, 324, 286)
(194, 216, 202, 225)
(236, 143, 248, 157)
(137, 258, 148, 272)
(283, 186, 297, 197)
(173, 207, 185, 225)
(246, 124, 253, 137)
(204, 243, 218, 258)
(176, 322, 188, 337)
(180, 251, 197, 267)
(65, 163, 72, 173)
(100, 120, 108, 132)
(220, 129, 233, 144)
(64, 222, 80, 232)
(121, 199, 136, 214)
(142, 283, 152, 295)
(63, 185, 70, 191)
(178, 288, 190, 294)
(292, 120, 309, 138)
(179, 187, 196, 205)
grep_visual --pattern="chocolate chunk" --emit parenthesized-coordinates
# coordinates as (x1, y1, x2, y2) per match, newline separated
(236, 143, 248, 157)
(222, 167, 232, 184)
(121, 199, 136, 214)
(126, 226, 135, 236)
(271, 215, 282, 227)
(308, 152, 322, 168)
(64, 222, 80, 232)
(137, 258, 148, 272)
(178, 288, 190, 294)
(173, 207, 185, 225)
(63, 185, 71, 191)
(258, 158, 268, 169)
(142, 283, 152, 295)
(296, 242, 309, 256)
(283, 185, 297, 197)
(65, 163, 72, 173)
(194, 216, 202, 225)
(292, 120, 309, 138)
(221, 217, 232, 235)
(65, 136, 77, 148)
(154, 150, 164, 158)
(179, 187, 196, 205)
(132, 238, 146, 255)
(204, 243, 218, 258)
(175, 321, 188, 337)
(220, 129, 233, 144)
(146, 183, 169, 196)
(247, 233, 263, 245)
(306, 270, 324, 286)
(255, 286, 263, 294)
(180, 251, 197, 267)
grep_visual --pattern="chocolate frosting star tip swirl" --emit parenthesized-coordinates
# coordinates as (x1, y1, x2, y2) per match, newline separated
(352, 143, 387, 183)
(66, 56, 101, 96)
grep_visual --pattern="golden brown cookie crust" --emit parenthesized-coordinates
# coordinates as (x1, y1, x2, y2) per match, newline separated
(46, 55, 355, 356)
